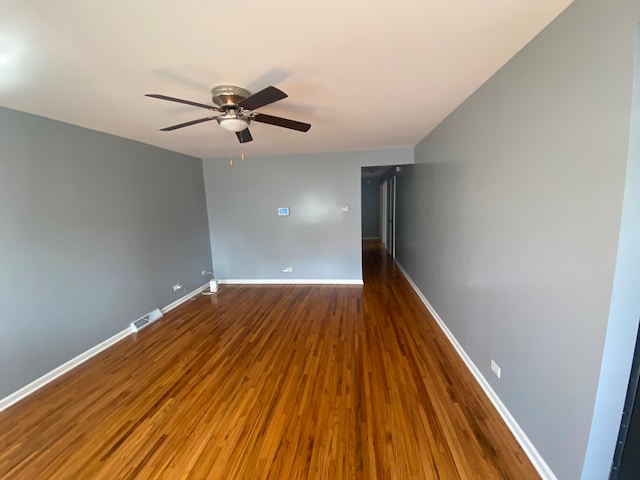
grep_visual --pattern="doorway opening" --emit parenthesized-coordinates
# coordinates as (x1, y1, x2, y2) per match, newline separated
(361, 165, 407, 259)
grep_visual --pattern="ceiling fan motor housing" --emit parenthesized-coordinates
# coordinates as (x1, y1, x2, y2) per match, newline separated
(211, 85, 251, 108)
(212, 85, 252, 131)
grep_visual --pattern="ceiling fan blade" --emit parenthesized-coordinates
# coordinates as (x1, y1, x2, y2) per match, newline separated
(146, 94, 218, 111)
(252, 113, 311, 132)
(159, 116, 217, 131)
(236, 128, 253, 143)
(238, 86, 287, 111)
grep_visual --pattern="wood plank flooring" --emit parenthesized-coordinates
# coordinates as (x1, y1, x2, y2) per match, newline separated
(0, 241, 539, 479)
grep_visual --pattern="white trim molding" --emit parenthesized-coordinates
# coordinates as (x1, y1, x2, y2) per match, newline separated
(0, 282, 209, 413)
(161, 282, 209, 314)
(394, 260, 557, 480)
(0, 327, 133, 413)
(219, 279, 364, 285)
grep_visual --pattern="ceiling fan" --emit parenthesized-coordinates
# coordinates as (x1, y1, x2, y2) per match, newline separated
(145, 85, 311, 143)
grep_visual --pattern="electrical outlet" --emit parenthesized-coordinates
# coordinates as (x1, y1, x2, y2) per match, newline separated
(172, 283, 183, 292)
(282, 267, 293, 273)
(490, 359, 501, 379)
(201, 270, 207, 276)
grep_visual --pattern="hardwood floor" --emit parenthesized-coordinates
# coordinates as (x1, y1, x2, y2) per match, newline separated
(0, 241, 539, 479)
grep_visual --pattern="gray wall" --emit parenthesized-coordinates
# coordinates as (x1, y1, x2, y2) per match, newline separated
(0, 107, 212, 399)
(395, 1, 639, 479)
(203, 148, 412, 281)
(361, 178, 380, 239)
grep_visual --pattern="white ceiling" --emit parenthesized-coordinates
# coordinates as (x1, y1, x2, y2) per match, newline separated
(0, 0, 572, 159)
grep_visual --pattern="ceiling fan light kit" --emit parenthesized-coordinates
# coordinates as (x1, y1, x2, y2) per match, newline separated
(217, 111, 249, 132)
(145, 85, 311, 143)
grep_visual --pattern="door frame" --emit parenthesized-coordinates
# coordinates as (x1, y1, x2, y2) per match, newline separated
(380, 177, 396, 258)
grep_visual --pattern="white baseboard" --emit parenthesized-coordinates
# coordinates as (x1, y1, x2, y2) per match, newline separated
(161, 282, 209, 314)
(0, 327, 133, 413)
(0, 282, 209, 413)
(219, 279, 364, 285)
(394, 260, 557, 480)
